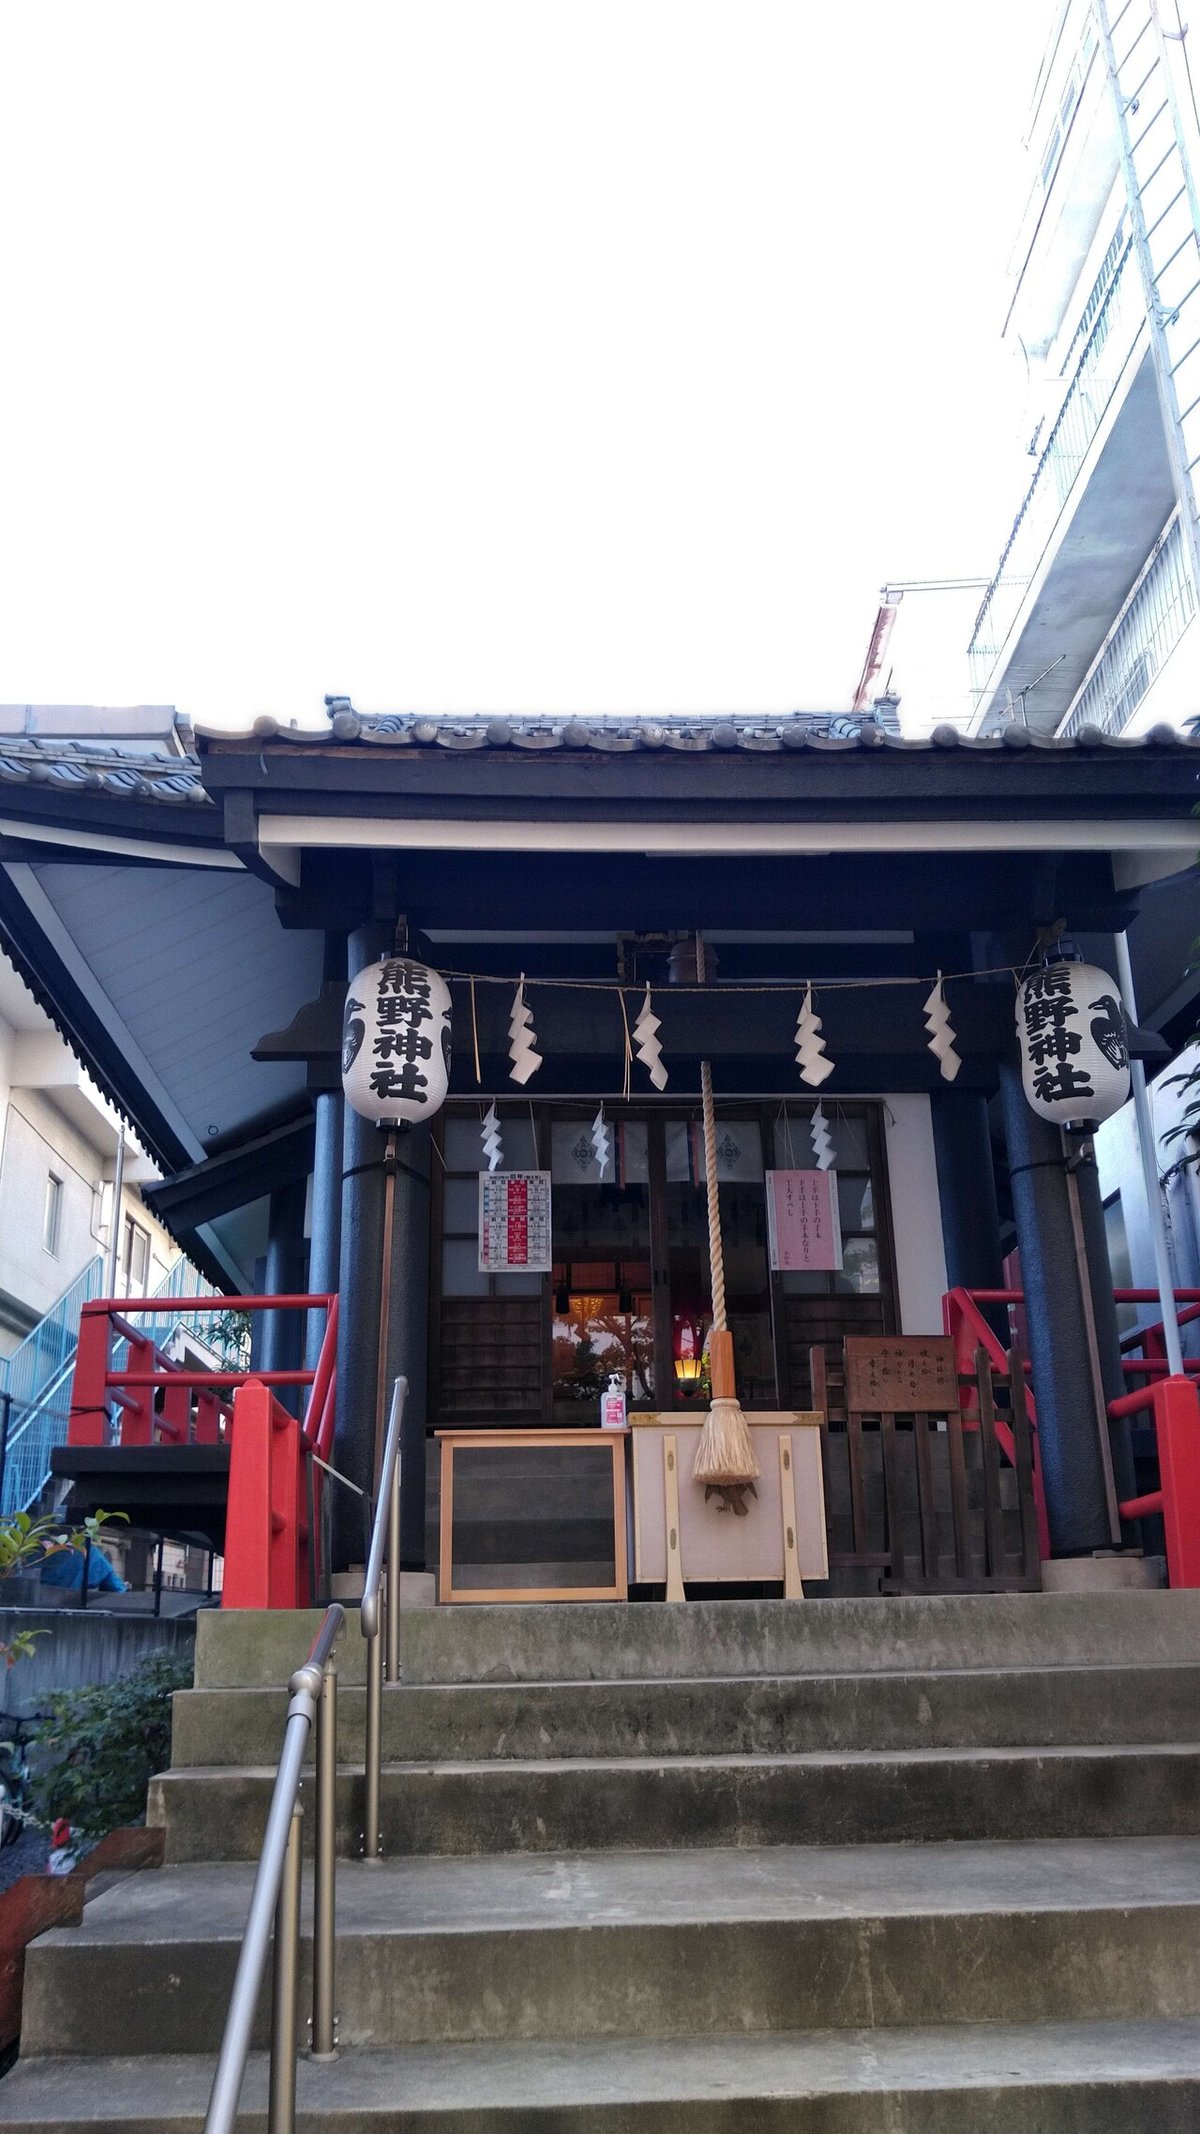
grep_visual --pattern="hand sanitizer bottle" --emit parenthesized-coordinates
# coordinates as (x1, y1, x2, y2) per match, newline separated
(600, 1372, 627, 1430)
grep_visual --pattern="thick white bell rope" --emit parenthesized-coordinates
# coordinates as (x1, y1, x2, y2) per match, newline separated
(923, 973, 962, 1083)
(508, 979, 543, 1086)
(794, 984, 834, 1088)
(481, 1101, 503, 1172)
(633, 985, 668, 1090)
(810, 1101, 835, 1170)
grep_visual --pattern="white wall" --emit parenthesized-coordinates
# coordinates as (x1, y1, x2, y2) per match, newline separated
(0, 957, 184, 1348)
(1095, 1041, 1200, 1349)
(0, 1091, 106, 1325)
(882, 1094, 949, 1335)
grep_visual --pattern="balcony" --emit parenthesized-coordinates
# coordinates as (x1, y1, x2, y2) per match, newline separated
(969, 242, 1176, 730)
(1059, 513, 1195, 738)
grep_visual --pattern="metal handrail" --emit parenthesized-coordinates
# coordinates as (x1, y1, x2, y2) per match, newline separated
(361, 1376, 406, 1861)
(204, 1602, 345, 2134)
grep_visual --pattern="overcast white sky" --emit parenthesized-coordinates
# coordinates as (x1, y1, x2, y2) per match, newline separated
(0, 2, 1051, 731)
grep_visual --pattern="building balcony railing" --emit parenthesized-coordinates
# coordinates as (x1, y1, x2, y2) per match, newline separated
(1059, 512, 1195, 738)
(969, 239, 1144, 700)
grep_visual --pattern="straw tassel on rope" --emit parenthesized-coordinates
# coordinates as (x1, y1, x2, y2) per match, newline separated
(691, 942, 760, 1496)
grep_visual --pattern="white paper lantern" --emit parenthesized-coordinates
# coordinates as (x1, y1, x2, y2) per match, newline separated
(341, 958, 452, 1126)
(1015, 961, 1130, 1127)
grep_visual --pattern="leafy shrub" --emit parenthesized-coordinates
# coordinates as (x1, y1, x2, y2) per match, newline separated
(30, 1647, 193, 1840)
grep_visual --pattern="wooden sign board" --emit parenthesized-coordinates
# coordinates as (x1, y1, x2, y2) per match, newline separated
(844, 1336, 959, 1414)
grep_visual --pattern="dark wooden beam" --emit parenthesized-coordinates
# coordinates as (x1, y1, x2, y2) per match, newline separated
(274, 847, 1137, 938)
(200, 734, 1200, 823)
(141, 1115, 316, 1228)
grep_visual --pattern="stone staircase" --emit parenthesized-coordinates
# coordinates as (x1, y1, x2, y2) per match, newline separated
(3, 1592, 1200, 2127)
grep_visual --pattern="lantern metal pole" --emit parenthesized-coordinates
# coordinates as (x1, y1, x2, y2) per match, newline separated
(1114, 932, 1185, 1377)
(106, 1120, 126, 1298)
(1062, 1131, 1122, 1547)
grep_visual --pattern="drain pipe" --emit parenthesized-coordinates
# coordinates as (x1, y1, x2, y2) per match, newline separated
(105, 1122, 126, 1298)
(1114, 932, 1184, 1376)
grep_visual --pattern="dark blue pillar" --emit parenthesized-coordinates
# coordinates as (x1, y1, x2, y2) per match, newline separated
(333, 923, 391, 1568)
(930, 1090, 1004, 1293)
(332, 927, 434, 1571)
(306, 932, 346, 1374)
(261, 1179, 308, 1416)
(305, 1088, 343, 1372)
(998, 1062, 1113, 1555)
(383, 1123, 432, 1571)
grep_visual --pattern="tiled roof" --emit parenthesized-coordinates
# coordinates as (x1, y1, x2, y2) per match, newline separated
(3, 712, 1197, 808)
(0, 735, 210, 807)
(206, 706, 1200, 754)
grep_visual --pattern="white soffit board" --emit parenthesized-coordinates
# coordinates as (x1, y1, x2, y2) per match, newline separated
(13, 862, 322, 1148)
(3, 862, 206, 1161)
(0, 819, 241, 868)
(260, 815, 1197, 861)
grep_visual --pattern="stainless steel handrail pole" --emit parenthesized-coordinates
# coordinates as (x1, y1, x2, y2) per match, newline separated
(386, 1452, 401, 1683)
(203, 1604, 344, 2134)
(311, 1658, 338, 2058)
(361, 1377, 406, 1863)
(267, 1802, 302, 2134)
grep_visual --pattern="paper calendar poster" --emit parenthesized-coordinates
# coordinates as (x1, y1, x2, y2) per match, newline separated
(478, 1171, 553, 1273)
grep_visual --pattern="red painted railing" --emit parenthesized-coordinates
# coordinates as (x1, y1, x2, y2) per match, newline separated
(945, 1285, 1200, 1586)
(1113, 1375, 1200, 1588)
(66, 1292, 338, 1607)
(943, 1287, 1050, 1561)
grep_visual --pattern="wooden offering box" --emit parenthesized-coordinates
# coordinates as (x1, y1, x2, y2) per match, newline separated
(436, 1428, 629, 1605)
(630, 1413, 827, 1597)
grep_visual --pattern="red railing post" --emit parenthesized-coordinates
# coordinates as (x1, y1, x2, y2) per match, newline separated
(276, 1395, 307, 1608)
(192, 1386, 224, 1445)
(67, 1306, 112, 1446)
(222, 1380, 304, 1609)
(222, 1380, 273, 1608)
(158, 1374, 191, 1445)
(116, 1332, 158, 1445)
(1153, 1375, 1200, 1589)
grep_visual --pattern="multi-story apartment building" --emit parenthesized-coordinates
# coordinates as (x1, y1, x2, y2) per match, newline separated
(0, 949, 180, 1352)
(968, 0, 1200, 737)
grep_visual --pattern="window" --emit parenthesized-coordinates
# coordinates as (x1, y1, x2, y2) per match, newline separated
(42, 1173, 62, 1257)
(121, 1215, 150, 1293)
(1104, 1193, 1139, 1336)
(1041, 120, 1063, 190)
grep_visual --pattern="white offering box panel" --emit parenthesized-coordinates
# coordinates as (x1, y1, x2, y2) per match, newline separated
(631, 1415, 828, 1584)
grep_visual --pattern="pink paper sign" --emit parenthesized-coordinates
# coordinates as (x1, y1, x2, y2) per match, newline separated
(765, 1170, 843, 1272)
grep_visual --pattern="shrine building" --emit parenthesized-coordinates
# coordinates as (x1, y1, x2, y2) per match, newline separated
(2, 699, 1198, 1601)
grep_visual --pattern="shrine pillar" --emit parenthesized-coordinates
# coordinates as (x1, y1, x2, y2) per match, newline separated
(333, 923, 392, 1566)
(261, 1179, 308, 1416)
(997, 1062, 1130, 1555)
(930, 1089, 1004, 1294)
(332, 924, 433, 1571)
(306, 1087, 343, 1369)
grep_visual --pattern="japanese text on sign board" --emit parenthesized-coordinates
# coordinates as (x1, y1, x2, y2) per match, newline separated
(844, 1337, 959, 1413)
(765, 1170, 843, 1272)
(478, 1171, 553, 1273)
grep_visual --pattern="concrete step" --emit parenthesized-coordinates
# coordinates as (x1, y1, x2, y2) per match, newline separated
(149, 1742, 1200, 1861)
(20, 1841, 1200, 2056)
(169, 1662, 1200, 1767)
(4, 2025, 1200, 2132)
(195, 1590, 1200, 1689)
